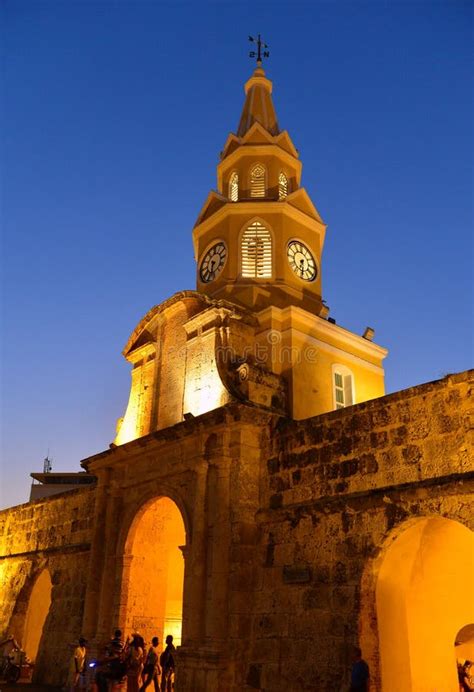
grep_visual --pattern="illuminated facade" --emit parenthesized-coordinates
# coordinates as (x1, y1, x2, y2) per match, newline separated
(116, 63, 387, 446)
(0, 62, 473, 692)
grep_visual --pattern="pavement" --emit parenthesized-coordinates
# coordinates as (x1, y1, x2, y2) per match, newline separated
(0, 684, 62, 692)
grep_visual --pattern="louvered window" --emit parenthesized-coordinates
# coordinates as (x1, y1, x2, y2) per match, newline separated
(241, 221, 272, 278)
(278, 172, 288, 200)
(334, 369, 354, 409)
(250, 164, 266, 198)
(229, 172, 239, 202)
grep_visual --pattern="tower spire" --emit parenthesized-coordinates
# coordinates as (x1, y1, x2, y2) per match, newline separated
(238, 35, 278, 137)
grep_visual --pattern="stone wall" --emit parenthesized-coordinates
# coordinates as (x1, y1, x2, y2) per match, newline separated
(236, 371, 474, 691)
(0, 371, 471, 691)
(0, 486, 96, 685)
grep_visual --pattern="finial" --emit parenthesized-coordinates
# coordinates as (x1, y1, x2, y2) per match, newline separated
(248, 34, 270, 66)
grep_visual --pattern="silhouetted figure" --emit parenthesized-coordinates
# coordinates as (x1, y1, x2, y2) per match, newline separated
(126, 633, 144, 692)
(0, 636, 21, 678)
(459, 661, 474, 691)
(95, 629, 126, 692)
(140, 636, 161, 692)
(349, 646, 369, 692)
(67, 637, 87, 691)
(160, 635, 176, 692)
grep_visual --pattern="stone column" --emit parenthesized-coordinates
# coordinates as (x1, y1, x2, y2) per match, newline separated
(204, 457, 231, 647)
(182, 460, 208, 646)
(81, 468, 109, 640)
(95, 482, 123, 641)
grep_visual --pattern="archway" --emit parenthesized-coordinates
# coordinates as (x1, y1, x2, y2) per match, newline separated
(122, 496, 186, 647)
(22, 568, 52, 663)
(372, 516, 474, 691)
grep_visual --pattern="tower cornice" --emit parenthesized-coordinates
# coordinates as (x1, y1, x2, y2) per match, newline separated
(192, 196, 326, 259)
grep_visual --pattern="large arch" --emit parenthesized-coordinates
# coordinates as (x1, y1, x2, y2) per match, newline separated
(360, 516, 474, 692)
(118, 496, 187, 647)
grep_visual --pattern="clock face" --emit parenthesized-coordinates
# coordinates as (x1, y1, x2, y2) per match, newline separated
(200, 242, 227, 283)
(287, 241, 317, 281)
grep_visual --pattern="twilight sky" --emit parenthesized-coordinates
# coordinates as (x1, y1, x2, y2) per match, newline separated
(1, 1, 472, 509)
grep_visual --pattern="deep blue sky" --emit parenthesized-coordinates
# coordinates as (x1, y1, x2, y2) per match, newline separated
(1, 1, 472, 509)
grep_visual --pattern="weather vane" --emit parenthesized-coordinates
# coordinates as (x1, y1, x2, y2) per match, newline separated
(248, 34, 269, 65)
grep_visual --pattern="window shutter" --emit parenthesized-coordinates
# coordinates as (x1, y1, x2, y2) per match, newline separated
(250, 164, 266, 198)
(343, 375, 353, 406)
(334, 370, 354, 409)
(229, 172, 239, 202)
(278, 172, 288, 200)
(241, 221, 272, 278)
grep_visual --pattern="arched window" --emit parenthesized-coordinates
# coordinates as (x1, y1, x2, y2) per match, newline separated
(229, 172, 239, 202)
(250, 164, 266, 198)
(241, 221, 272, 278)
(278, 172, 288, 200)
(333, 365, 354, 409)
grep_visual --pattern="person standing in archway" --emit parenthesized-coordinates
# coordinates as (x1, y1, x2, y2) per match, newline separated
(140, 637, 161, 692)
(349, 647, 369, 692)
(160, 635, 176, 692)
(126, 634, 144, 692)
(67, 637, 87, 691)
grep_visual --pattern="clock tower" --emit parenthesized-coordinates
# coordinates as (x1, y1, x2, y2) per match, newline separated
(114, 56, 388, 445)
(193, 63, 327, 316)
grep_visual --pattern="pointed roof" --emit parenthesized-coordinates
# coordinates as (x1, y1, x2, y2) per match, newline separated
(237, 65, 279, 137)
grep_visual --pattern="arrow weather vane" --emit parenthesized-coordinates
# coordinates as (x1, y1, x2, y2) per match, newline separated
(248, 34, 270, 65)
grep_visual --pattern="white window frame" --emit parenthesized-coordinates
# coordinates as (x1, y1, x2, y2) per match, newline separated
(332, 364, 355, 410)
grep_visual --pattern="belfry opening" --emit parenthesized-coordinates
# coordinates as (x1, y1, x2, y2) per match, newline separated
(121, 497, 186, 647)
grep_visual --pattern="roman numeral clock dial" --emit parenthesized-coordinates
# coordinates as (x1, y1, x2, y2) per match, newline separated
(287, 241, 317, 281)
(199, 242, 227, 283)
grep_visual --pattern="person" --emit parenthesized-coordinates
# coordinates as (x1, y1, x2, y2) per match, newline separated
(160, 635, 176, 692)
(140, 637, 161, 692)
(459, 661, 474, 691)
(95, 629, 126, 692)
(126, 634, 144, 692)
(349, 646, 369, 692)
(0, 636, 21, 677)
(109, 630, 125, 657)
(67, 637, 87, 691)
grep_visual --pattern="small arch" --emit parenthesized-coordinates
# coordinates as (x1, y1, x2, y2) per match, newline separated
(278, 171, 288, 200)
(240, 219, 272, 279)
(229, 171, 239, 202)
(22, 568, 52, 663)
(249, 163, 266, 198)
(332, 363, 355, 409)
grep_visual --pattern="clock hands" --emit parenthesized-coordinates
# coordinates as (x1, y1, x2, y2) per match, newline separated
(200, 242, 227, 283)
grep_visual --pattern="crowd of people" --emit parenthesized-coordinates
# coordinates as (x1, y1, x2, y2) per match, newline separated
(68, 629, 176, 692)
(20, 632, 474, 692)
